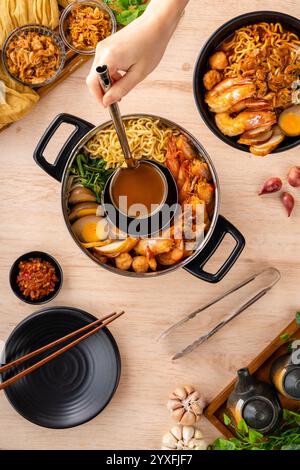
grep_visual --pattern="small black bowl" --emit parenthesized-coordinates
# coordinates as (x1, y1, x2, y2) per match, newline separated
(9, 251, 63, 305)
(193, 11, 300, 154)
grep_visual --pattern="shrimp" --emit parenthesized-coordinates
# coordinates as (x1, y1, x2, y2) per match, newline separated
(145, 246, 157, 271)
(176, 135, 198, 160)
(179, 177, 191, 203)
(205, 78, 256, 113)
(148, 256, 157, 272)
(182, 195, 209, 226)
(196, 181, 215, 206)
(135, 239, 174, 256)
(228, 99, 273, 114)
(215, 111, 277, 137)
(207, 77, 253, 97)
(177, 160, 189, 191)
(157, 239, 185, 266)
(190, 160, 212, 180)
(166, 136, 180, 180)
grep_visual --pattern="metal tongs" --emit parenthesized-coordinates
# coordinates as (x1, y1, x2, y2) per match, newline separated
(158, 267, 281, 360)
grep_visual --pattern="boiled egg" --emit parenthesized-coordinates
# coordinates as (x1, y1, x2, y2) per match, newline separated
(72, 216, 109, 243)
(69, 187, 96, 205)
(69, 202, 99, 223)
(279, 105, 300, 137)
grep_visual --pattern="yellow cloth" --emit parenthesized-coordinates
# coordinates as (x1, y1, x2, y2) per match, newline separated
(0, 64, 39, 130)
(0, 0, 60, 49)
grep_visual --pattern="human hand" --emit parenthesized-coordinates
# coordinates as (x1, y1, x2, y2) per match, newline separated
(86, 0, 187, 107)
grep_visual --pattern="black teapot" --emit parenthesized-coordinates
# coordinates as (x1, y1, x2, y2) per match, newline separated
(227, 368, 282, 435)
(270, 347, 300, 400)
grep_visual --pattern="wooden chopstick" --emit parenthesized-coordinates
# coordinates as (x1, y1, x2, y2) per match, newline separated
(0, 311, 119, 374)
(0, 311, 124, 391)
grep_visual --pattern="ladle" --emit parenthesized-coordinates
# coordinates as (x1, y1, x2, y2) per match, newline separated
(96, 65, 137, 169)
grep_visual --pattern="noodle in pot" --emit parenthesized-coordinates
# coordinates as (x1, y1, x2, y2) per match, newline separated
(84, 118, 179, 168)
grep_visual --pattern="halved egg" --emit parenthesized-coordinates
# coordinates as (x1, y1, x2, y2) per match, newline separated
(69, 202, 99, 223)
(279, 105, 300, 137)
(69, 187, 96, 205)
(72, 216, 109, 243)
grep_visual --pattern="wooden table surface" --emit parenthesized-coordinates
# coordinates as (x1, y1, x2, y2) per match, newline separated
(0, 0, 299, 450)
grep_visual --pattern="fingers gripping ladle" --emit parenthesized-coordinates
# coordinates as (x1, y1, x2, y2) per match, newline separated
(96, 65, 137, 169)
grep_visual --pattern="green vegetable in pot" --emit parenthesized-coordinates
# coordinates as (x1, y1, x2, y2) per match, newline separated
(70, 154, 114, 203)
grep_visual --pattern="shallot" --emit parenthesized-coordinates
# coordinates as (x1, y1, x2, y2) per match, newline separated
(281, 192, 295, 217)
(258, 177, 282, 195)
(287, 166, 300, 188)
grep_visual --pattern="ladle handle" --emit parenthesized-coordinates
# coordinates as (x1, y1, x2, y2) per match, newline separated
(96, 65, 136, 168)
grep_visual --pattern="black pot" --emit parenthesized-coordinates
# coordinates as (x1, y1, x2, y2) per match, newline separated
(194, 11, 300, 154)
(34, 113, 245, 283)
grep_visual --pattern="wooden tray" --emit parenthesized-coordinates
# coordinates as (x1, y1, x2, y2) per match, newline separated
(204, 319, 300, 438)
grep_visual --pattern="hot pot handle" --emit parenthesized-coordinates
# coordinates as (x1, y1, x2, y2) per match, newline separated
(33, 113, 95, 182)
(184, 215, 245, 283)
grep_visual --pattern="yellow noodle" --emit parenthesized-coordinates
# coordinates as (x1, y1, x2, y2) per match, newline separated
(84, 117, 179, 168)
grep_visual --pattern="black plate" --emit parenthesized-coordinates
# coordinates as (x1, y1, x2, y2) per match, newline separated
(1, 307, 121, 429)
(194, 11, 300, 154)
(9, 251, 63, 305)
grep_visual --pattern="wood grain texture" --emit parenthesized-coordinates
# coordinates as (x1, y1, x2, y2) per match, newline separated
(0, 0, 299, 450)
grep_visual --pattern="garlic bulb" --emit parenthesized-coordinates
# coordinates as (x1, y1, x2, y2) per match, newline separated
(162, 425, 207, 450)
(167, 385, 206, 425)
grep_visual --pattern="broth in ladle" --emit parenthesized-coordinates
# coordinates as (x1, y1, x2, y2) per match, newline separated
(110, 161, 167, 218)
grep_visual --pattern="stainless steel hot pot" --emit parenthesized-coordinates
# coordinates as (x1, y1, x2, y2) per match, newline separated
(34, 113, 245, 282)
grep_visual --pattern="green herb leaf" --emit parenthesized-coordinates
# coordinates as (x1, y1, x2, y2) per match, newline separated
(237, 419, 249, 435)
(283, 409, 300, 426)
(212, 408, 300, 451)
(280, 332, 290, 342)
(283, 409, 291, 421)
(116, 10, 139, 25)
(223, 413, 231, 426)
(296, 312, 300, 325)
(104, 0, 148, 26)
(248, 428, 264, 444)
(212, 438, 236, 450)
(281, 444, 300, 450)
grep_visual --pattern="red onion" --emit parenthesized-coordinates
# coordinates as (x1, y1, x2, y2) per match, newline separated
(281, 192, 295, 217)
(287, 167, 300, 188)
(258, 177, 282, 195)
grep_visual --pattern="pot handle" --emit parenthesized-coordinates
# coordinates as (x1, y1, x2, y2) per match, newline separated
(184, 215, 245, 283)
(33, 113, 95, 182)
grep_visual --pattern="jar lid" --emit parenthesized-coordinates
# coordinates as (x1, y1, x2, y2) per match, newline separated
(243, 398, 274, 430)
(284, 368, 300, 399)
